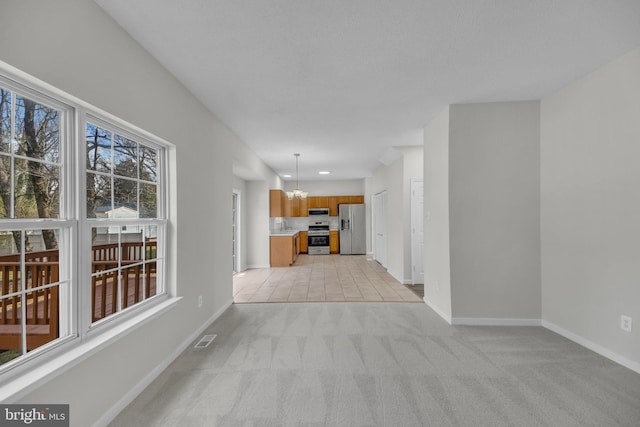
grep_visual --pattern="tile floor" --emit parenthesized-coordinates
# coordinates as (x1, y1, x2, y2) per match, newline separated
(233, 254, 423, 303)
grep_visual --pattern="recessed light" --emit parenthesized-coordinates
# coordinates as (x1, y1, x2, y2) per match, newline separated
(282, 174, 292, 178)
(318, 171, 331, 175)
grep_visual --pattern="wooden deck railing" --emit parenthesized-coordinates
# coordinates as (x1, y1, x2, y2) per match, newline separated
(0, 249, 59, 351)
(0, 240, 157, 352)
(91, 241, 157, 322)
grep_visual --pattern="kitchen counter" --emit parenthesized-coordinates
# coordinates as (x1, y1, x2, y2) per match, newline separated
(270, 230, 300, 237)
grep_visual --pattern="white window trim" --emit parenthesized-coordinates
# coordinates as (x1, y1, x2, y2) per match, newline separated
(0, 60, 178, 395)
(80, 110, 168, 330)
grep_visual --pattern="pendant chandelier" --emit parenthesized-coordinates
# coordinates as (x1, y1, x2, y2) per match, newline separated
(286, 153, 308, 200)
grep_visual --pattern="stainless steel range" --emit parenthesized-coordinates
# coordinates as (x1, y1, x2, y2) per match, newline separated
(307, 220, 330, 255)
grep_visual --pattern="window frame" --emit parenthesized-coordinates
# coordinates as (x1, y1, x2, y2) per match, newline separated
(80, 112, 168, 334)
(0, 75, 77, 369)
(0, 64, 174, 382)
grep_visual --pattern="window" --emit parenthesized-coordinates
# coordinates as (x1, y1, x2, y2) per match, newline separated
(0, 83, 73, 367)
(84, 119, 165, 323)
(0, 70, 169, 372)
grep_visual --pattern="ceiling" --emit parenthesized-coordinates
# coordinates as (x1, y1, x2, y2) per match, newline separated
(96, 0, 640, 181)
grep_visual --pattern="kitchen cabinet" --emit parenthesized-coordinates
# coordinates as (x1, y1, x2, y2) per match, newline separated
(299, 198, 308, 216)
(269, 189, 285, 217)
(333, 195, 364, 215)
(309, 196, 329, 209)
(337, 195, 364, 205)
(328, 197, 338, 216)
(270, 233, 299, 267)
(299, 231, 308, 253)
(330, 230, 339, 254)
(271, 191, 363, 217)
(285, 197, 308, 217)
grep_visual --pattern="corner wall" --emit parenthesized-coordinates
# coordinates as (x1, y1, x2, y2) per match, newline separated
(423, 107, 453, 321)
(449, 101, 541, 321)
(541, 47, 640, 368)
(246, 181, 271, 268)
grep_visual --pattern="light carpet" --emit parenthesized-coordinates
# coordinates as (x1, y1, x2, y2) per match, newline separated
(110, 303, 640, 426)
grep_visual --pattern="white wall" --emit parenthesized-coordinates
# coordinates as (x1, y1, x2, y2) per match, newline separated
(0, 0, 262, 424)
(541, 47, 640, 367)
(400, 146, 424, 283)
(231, 136, 281, 270)
(386, 158, 404, 281)
(245, 180, 271, 268)
(364, 177, 374, 253)
(233, 176, 248, 272)
(371, 146, 423, 284)
(423, 107, 453, 321)
(283, 179, 364, 195)
(449, 101, 541, 321)
(232, 137, 281, 186)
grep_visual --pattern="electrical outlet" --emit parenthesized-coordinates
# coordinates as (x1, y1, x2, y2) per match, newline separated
(620, 315, 632, 332)
(198, 295, 203, 308)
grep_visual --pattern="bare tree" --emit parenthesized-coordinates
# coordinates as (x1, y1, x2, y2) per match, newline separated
(0, 90, 30, 251)
(22, 99, 58, 248)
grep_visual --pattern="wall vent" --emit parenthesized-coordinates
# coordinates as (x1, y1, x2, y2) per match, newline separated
(194, 334, 217, 349)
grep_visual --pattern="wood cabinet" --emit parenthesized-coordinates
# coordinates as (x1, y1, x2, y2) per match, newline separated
(336, 195, 364, 205)
(269, 190, 285, 217)
(271, 191, 363, 218)
(299, 198, 308, 216)
(330, 230, 339, 254)
(285, 197, 308, 217)
(332, 195, 364, 215)
(270, 234, 299, 267)
(309, 196, 329, 209)
(328, 197, 338, 216)
(299, 231, 308, 253)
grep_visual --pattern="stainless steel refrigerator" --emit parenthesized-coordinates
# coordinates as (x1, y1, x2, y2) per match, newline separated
(339, 204, 366, 255)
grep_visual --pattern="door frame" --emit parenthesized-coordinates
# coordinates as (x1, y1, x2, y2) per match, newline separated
(232, 189, 241, 274)
(372, 190, 388, 268)
(410, 179, 424, 285)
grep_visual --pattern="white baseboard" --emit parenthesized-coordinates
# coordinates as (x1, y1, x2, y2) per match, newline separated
(542, 320, 640, 375)
(452, 317, 542, 326)
(94, 298, 234, 427)
(387, 268, 405, 284)
(245, 264, 270, 269)
(423, 297, 452, 324)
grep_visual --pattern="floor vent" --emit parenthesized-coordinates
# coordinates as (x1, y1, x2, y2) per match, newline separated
(194, 334, 217, 349)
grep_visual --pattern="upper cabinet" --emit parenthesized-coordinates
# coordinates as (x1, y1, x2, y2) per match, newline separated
(269, 189, 285, 217)
(308, 196, 329, 209)
(284, 196, 308, 217)
(270, 190, 364, 217)
(328, 196, 338, 216)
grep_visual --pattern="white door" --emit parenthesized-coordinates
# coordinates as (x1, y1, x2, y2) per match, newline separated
(411, 179, 424, 284)
(373, 191, 387, 267)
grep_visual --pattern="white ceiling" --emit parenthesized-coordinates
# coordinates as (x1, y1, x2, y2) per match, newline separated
(96, 0, 640, 181)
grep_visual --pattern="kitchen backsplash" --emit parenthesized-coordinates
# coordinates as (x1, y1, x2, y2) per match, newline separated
(270, 216, 340, 231)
